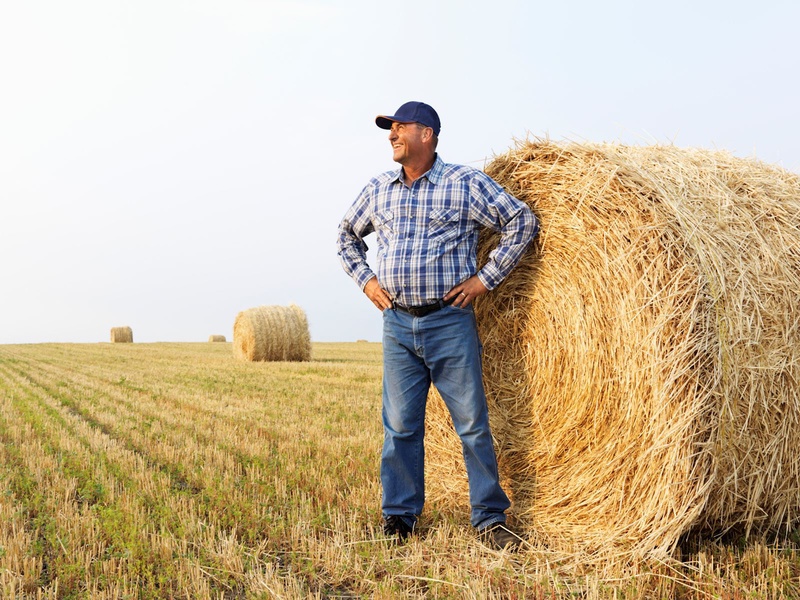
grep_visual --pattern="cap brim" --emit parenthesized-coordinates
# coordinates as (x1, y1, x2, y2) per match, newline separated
(376, 115, 413, 130)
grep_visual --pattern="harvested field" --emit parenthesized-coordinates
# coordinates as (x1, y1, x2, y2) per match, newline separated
(1, 341, 799, 597)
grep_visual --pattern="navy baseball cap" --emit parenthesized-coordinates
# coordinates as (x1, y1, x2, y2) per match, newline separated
(376, 101, 441, 136)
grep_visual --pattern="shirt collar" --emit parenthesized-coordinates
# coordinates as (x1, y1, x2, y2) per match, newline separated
(391, 154, 444, 185)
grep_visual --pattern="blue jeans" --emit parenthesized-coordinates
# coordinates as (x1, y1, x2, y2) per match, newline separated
(381, 304, 510, 530)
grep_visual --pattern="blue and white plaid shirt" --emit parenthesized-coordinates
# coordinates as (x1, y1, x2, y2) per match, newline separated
(337, 155, 539, 308)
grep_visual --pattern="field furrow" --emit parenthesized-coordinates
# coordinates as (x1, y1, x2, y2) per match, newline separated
(0, 343, 385, 598)
(0, 347, 375, 527)
(0, 354, 288, 597)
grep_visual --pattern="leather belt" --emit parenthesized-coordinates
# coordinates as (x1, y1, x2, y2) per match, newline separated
(393, 296, 455, 318)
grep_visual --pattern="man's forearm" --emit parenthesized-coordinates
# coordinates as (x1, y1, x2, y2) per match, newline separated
(480, 206, 539, 289)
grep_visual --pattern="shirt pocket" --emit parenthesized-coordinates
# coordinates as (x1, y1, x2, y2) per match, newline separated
(427, 208, 462, 244)
(374, 209, 396, 241)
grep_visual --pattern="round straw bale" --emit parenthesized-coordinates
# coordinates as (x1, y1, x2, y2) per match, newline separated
(233, 304, 311, 362)
(208, 335, 227, 342)
(424, 140, 800, 559)
(109, 326, 133, 343)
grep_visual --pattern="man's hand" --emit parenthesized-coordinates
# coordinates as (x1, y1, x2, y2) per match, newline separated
(364, 277, 393, 311)
(443, 275, 489, 308)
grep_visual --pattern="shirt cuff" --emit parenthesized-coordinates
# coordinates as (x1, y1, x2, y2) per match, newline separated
(355, 267, 377, 291)
(477, 267, 500, 291)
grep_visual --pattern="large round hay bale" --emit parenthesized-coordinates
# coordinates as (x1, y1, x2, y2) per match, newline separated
(233, 304, 311, 362)
(110, 326, 133, 343)
(425, 140, 800, 559)
(208, 335, 227, 342)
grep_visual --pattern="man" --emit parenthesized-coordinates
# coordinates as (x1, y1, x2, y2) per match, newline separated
(336, 101, 538, 550)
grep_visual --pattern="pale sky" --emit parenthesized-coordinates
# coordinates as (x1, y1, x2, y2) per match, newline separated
(1, 0, 798, 344)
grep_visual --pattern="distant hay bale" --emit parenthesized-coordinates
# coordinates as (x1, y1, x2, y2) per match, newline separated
(425, 140, 800, 560)
(233, 304, 311, 362)
(110, 326, 133, 343)
(208, 335, 226, 342)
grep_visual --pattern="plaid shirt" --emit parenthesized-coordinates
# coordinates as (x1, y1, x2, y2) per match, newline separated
(337, 155, 539, 307)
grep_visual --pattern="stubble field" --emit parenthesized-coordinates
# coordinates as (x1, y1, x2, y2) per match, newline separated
(0, 342, 798, 599)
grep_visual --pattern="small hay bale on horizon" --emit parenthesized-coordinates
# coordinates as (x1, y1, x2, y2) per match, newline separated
(110, 326, 133, 343)
(233, 304, 311, 362)
(424, 140, 800, 561)
(208, 335, 227, 342)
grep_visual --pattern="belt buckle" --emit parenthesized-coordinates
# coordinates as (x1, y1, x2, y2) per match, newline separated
(408, 305, 427, 317)
(415, 300, 442, 317)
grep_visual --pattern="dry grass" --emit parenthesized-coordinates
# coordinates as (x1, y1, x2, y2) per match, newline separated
(425, 140, 800, 564)
(0, 342, 799, 598)
(232, 304, 311, 362)
(109, 326, 133, 343)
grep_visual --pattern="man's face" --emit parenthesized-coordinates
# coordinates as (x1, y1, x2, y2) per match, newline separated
(388, 121, 426, 165)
